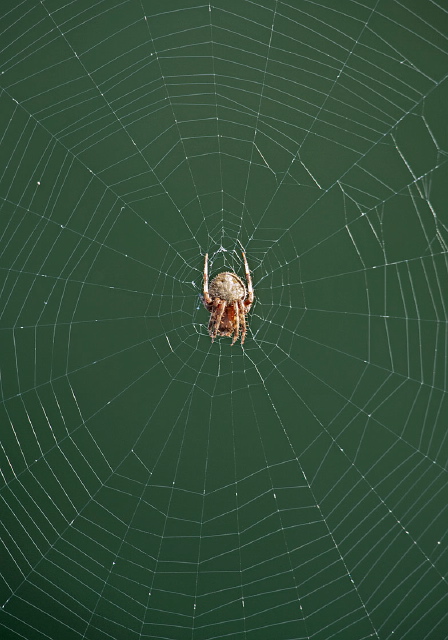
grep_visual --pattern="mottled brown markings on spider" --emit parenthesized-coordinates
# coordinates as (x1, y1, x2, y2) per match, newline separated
(203, 252, 254, 345)
(209, 272, 246, 302)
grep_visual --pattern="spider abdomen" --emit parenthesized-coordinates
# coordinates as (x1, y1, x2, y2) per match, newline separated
(209, 272, 246, 302)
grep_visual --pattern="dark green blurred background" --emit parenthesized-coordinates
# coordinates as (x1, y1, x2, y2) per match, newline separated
(1, 1, 448, 638)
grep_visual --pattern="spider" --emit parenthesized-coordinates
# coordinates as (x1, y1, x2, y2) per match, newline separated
(203, 252, 254, 345)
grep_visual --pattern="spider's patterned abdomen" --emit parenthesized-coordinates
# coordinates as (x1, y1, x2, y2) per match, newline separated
(209, 272, 246, 303)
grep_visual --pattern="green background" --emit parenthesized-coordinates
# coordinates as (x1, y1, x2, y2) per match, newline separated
(1, 1, 447, 638)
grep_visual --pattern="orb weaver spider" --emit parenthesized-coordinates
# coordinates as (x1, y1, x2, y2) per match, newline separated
(203, 252, 254, 345)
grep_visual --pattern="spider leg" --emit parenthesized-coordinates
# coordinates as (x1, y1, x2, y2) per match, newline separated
(231, 301, 239, 345)
(239, 299, 247, 344)
(242, 252, 254, 311)
(209, 299, 226, 342)
(203, 253, 213, 307)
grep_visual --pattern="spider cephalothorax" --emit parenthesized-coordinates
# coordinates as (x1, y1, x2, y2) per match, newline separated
(203, 252, 254, 345)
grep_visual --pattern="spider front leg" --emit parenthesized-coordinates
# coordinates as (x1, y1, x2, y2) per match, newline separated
(238, 300, 247, 344)
(231, 301, 239, 346)
(242, 252, 254, 311)
(208, 298, 226, 342)
(203, 253, 212, 307)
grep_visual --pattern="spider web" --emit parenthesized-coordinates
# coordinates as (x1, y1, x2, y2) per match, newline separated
(1, 0, 448, 638)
